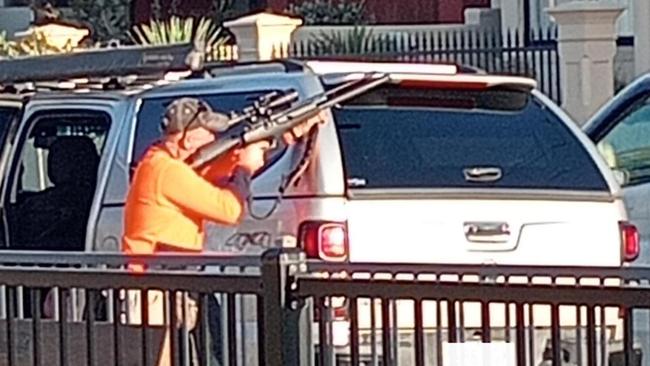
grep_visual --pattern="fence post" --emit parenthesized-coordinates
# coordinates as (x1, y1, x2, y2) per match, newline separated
(546, 2, 625, 125)
(634, 0, 650, 76)
(260, 248, 311, 366)
(223, 12, 303, 62)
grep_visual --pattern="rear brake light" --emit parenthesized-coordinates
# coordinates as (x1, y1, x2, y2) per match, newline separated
(299, 221, 349, 261)
(620, 221, 639, 262)
(399, 79, 489, 90)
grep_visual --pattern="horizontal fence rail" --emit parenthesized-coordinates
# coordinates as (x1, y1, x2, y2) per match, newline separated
(0, 249, 648, 365)
(301, 261, 650, 366)
(0, 249, 302, 366)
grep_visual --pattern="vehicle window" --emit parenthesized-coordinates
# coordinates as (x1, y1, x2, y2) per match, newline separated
(334, 85, 609, 191)
(133, 91, 287, 165)
(17, 115, 108, 194)
(0, 106, 19, 147)
(597, 95, 650, 187)
(7, 110, 110, 251)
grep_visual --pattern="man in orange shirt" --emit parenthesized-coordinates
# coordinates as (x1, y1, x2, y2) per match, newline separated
(122, 97, 325, 365)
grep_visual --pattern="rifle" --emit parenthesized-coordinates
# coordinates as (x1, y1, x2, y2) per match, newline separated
(185, 72, 390, 169)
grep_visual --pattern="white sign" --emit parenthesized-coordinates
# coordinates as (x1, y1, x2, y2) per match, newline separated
(443, 342, 517, 366)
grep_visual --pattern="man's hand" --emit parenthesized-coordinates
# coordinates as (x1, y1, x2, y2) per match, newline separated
(235, 140, 271, 175)
(282, 111, 329, 145)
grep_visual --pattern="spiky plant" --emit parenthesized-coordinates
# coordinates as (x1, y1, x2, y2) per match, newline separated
(310, 26, 385, 55)
(129, 16, 230, 58)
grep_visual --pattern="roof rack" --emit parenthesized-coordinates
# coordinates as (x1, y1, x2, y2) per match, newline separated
(0, 42, 202, 85)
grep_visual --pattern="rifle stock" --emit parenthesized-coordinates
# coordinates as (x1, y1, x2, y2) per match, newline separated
(186, 73, 390, 169)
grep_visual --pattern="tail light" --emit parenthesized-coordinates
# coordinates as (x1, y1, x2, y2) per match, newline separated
(299, 221, 349, 261)
(620, 221, 639, 262)
(300, 221, 350, 321)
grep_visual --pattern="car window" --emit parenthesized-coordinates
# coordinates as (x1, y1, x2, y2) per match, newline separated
(132, 91, 286, 165)
(334, 85, 609, 191)
(597, 94, 650, 186)
(0, 106, 19, 146)
(15, 112, 110, 196)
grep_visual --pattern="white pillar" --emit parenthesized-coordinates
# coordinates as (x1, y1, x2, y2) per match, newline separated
(492, 0, 524, 39)
(224, 12, 303, 62)
(547, 1, 625, 125)
(634, 0, 650, 76)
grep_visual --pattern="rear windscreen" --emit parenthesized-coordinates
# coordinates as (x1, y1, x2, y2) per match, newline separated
(334, 85, 609, 191)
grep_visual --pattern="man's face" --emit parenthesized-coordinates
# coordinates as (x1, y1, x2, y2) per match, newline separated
(181, 127, 216, 154)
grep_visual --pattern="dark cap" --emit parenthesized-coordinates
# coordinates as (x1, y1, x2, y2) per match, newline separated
(161, 97, 229, 134)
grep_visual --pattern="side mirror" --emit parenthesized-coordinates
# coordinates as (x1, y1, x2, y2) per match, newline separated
(612, 168, 630, 186)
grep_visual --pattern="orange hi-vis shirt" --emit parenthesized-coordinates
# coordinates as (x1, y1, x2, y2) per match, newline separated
(122, 144, 247, 256)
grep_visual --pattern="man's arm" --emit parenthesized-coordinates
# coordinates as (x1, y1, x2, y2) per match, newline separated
(160, 161, 251, 226)
(199, 149, 239, 182)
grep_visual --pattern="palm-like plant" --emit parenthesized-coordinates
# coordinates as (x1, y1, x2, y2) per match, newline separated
(129, 16, 230, 58)
(310, 26, 385, 55)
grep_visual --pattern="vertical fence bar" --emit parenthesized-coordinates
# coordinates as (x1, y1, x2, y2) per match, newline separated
(198, 294, 210, 366)
(600, 306, 606, 366)
(624, 306, 634, 366)
(515, 304, 526, 366)
(543, 27, 552, 100)
(514, 31, 522, 75)
(349, 297, 359, 366)
(391, 300, 399, 361)
(458, 301, 465, 343)
(448, 300, 457, 343)
(6, 286, 14, 366)
(472, 30, 479, 69)
(180, 292, 190, 366)
(419, 32, 426, 62)
(459, 30, 466, 66)
(318, 297, 333, 366)
(451, 31, 459, 65)
(381, 298, 392, 366)
(227, 293, 237, 366)
(575, 304, 582, 366)
(238, 295, 246, 366)
(429, 33, 436, 62)
(528, 305, 535, 366)
(492, 30, 499, 72)
(414, 299, 424, 366)
(58, 288, 67, 366)
(436, 301, 443, 366)
(482, 31, 490, 72)
(256, 295, 266, 366)
(551, 304, 561, 366)
(86, 289, 96, 366)
(113, 289, 121, 366)
(586, 306, 596, 366)
(32, 288, 41, 366)
(370, 298, 378, 366)
(536, 29, 547, 97)
(505, 302, 511, 343)
(141, 289, 149, 366)
(481, 301, 491, 342)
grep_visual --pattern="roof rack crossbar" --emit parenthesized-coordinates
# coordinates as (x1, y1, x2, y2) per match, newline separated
(0, 42, 202, 85)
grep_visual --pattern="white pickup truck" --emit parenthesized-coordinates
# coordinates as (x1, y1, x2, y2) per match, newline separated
(0, 58, 636, 365)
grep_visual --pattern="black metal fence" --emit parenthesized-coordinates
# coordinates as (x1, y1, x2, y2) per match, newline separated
(0, 249, 649, 366)
(276, 27, 562, 105)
